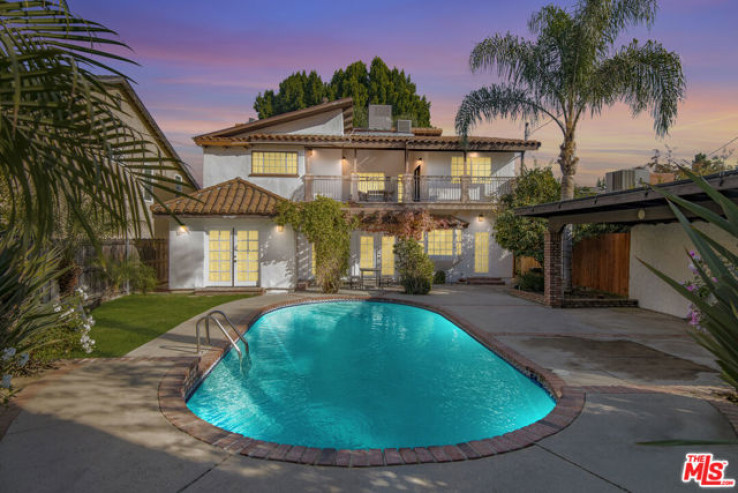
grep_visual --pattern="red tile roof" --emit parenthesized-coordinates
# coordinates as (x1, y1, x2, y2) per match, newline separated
(151, 178, 285, 216)
(194, 133, 539, 151)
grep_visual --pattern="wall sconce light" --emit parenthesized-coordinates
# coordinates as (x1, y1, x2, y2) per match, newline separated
(306, 148, 314, 157)
(342, 155, 347, 161)
(177, 224, 189, 236)
(277, 224, 284, 233)
(418, 157, 423, 163)
(637, 208, 646, 220)
(477, 214, 484, 223)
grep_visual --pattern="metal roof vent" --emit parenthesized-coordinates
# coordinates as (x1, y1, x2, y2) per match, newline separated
(368, 105, 392, 130)
(396, 119, 412, 134)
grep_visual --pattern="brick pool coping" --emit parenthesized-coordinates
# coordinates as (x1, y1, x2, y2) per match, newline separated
(158, 295, 586, 467)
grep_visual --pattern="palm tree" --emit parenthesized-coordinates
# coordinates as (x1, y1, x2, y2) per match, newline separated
(0, 1, 179, 241)
(455, 0, 685, 201)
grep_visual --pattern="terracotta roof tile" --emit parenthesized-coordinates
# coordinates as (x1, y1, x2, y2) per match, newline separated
(151, 178, 285, 216)
(194, 132, 539, 151)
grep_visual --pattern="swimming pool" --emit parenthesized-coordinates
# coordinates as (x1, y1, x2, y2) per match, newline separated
(187, 300, 555, 450)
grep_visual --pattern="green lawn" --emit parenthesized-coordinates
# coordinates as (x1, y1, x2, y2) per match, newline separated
(75, 293, 253, 358)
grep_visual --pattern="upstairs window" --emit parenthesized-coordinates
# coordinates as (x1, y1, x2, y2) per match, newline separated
(451, 156, 492, 182)
(252, 151, 298, 175)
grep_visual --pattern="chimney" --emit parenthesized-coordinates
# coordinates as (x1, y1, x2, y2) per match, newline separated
(368, 105, 392, 131)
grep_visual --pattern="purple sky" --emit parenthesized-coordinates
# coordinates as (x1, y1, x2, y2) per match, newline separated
(71, 0, 738, 185)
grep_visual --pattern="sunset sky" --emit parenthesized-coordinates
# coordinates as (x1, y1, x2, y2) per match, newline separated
(72, 0, 738, 186)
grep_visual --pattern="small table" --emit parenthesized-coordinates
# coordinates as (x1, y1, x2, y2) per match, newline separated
(359, 267, 382, 289)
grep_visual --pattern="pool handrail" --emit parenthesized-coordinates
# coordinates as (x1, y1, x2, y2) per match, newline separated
(195, 310, 249, 359)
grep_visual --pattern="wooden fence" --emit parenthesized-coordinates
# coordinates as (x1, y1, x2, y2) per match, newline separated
(572, 232, 630, 296)
(76, 239, 168, 299)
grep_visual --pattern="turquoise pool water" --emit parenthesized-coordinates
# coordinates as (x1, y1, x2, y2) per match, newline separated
(187, 301, 555, 449)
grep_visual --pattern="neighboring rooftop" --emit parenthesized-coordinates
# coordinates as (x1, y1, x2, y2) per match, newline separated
(151, 177, 285, 216)
(97, 75, 200, 189)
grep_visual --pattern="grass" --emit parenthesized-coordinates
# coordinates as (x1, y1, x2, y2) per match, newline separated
(69, 293, 253, 358)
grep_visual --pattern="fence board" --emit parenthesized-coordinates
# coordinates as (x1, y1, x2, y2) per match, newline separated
(572, 232, 630, 296)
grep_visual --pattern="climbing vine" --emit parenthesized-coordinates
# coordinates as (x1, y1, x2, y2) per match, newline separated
(277, 197, 357, 293)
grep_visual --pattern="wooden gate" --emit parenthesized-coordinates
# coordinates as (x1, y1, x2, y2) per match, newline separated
(572, 232, 630, 296)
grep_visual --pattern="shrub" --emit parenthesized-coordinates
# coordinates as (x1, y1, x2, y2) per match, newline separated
(433, 270, 446, 284)
(106, 259, 158, 294)
(517, 269, 544, 292)
(395, 238, 434, 294)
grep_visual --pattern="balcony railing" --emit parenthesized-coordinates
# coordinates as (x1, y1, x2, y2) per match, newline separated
(304, 175, 514, 204)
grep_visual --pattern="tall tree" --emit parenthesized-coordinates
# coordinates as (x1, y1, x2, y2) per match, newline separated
(254, 57, 431, 127)
(455, 0, 685, 201)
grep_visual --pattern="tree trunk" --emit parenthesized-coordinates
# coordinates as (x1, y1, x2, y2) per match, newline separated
(558, 131, 578, 292)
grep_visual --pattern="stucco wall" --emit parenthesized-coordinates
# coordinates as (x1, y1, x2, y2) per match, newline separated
(167, 217, 296, 290)
(629, 222, 735, 317)
(202, 145, 306, 200)
(254, 110, 344, 135)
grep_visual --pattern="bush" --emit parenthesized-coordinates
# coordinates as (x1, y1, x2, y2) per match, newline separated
(395, 238, 434, 294)
(106, 259, 158, 294)
(518, 269, 544, 292)
(433, 270, 446, 284)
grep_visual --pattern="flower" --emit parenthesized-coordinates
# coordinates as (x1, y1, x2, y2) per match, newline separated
(686, 284, 695, 292)
(1, 374, 11, 389)
(688, 263, 698, 274)
(1, 347, 16, 361)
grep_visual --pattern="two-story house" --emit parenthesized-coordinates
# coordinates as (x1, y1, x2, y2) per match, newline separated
(154, 97, 540, 290)
(99, 75, 199, 238)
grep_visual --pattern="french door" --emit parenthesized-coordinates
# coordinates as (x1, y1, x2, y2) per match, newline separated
(207, 229, 259, 287)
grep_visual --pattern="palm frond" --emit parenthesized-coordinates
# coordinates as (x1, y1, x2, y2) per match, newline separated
(455, 84, 564, 138)
(0, 1, 183, 240)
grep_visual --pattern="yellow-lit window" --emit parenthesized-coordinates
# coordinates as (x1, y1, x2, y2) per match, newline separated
(252, 151, 298, 175)
(427, 230, 453, 256)
(470, 157, 492, 183)
(357, 172, 385, 192)
(381, 236, 395, 276)
(397, 174, 403, 203)
(236, 230, 259, 283)
(456, 231, 463, 256)
(360, 236, 375, 269)
(451, 156, 492, 183)
(451, 156, 464, 183)
(208, 230, 232, 283)
(475, 232, 489, 273)
(310, 244, 316, 277)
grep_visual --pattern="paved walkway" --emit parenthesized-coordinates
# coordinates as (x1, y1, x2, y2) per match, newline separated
(1, 287, 737, 492)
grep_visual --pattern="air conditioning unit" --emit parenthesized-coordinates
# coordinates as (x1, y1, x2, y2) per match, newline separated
(396, 119, 412, 134)
(605, 169, 650, 192)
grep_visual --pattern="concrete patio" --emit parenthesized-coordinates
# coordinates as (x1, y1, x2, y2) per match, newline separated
(1, 286, 736, 492)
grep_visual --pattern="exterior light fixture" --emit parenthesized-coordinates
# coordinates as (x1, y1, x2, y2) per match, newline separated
(277, 224, 284, 233)
(177, 225, 189, 236)
(637, 208, 646, 220)
(477, 214, 484, 223)
(306, 148, 314, 157)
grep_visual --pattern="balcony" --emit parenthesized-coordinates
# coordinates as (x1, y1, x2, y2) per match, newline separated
(304, 174, 514, 204)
